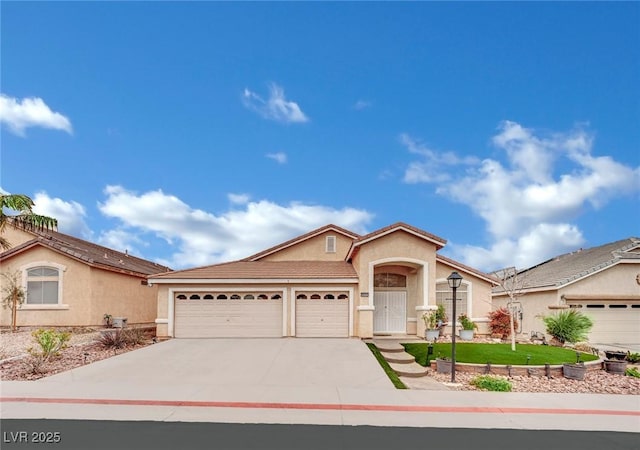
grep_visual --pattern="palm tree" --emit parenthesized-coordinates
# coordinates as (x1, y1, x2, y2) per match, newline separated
(1, 193, 58, 250)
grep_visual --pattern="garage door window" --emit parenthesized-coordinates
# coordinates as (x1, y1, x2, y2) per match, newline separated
(244, 294, 255, 300)
(190, 295, 201, 300)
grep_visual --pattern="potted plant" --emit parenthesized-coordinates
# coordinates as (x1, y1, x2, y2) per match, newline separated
(458, 313, 476, 341)
(103, 313, 113, 328)
(604, 359, 628, 375)
(563, 352, 587, 380)
(435, 355, 452, 374)
(422, 311, 440, 341)
(435, 304, 448, 336)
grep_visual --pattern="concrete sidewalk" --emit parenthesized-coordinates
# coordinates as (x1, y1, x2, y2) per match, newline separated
(2, 379, 639, 432)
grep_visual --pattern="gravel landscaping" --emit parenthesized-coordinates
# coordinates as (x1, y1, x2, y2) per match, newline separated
(0, 328, 154, 381)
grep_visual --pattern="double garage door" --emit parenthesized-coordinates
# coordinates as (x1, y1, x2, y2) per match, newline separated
(568, 302, 640, 344)
(174, 291, 349, 338)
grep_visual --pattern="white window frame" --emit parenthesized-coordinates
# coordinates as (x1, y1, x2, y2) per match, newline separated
(20, 261, 69, 310)
(326, 235, 336, 253)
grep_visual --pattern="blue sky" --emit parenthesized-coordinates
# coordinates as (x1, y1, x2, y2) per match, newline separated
(1, 2, 639, 271)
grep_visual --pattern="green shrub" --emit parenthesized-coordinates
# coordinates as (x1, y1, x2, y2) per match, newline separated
(26, 329, 70, 374)
(542, 310, 593, 344)
(625, 367, 640, 378)
(97, 328, 147, 349)
(470, 375, 512, 392)
(625, 352, 640, 364)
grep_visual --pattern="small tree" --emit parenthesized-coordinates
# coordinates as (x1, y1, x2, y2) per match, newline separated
(493, 266, 527, 351)
(1, 271, 25, 331)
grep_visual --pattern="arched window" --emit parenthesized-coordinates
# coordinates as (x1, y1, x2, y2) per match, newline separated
(176, 294, 187, 300)
(189, 294, 201, 300)
(374, 273, 407, 288)
(230, 294, 241, 300)
(244, 294, 255, 300)
(324, 294, 335, 300)
(271, 294, 282, 300)
(216, 294, 228, 300)
(26, 266, 60, 305)
(203, 294, 214, 300)
(296, 294, 308, 300)
(257, 294, 268, 300)
(310, 294, 321, 299)
(337, 294, 348, 299)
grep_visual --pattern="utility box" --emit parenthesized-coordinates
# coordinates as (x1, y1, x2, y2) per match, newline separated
(112, 317, 128, 328)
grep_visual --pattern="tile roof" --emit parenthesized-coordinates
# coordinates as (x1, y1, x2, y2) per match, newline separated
(243, 224, 360, 261)
(1, 227, 171, 277)
(150, 260, 358, 280)
(436, 254, 499, 284)
(498, 237, 640, 291)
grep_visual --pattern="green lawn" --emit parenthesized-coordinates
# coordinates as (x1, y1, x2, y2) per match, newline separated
(366, 343, 407, 389)
(403, 343, 599, 366)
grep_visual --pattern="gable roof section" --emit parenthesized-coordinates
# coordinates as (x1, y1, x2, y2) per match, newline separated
(436, 254, 499, 285)
(0, 228, 171, 277)
(243, 224, 360, 262)
(346, 222, 446, 260)
(149, 260, 358, 282)
(498, 237, 640, 292)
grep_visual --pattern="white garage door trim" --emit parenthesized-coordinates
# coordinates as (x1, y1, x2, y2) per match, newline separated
(168, 287, 287, 337)
(292, 287, 353, 337)
(568, 302, 640, 344)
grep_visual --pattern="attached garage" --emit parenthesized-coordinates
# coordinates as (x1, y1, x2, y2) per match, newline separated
(174, 292, 283, 338)
(569, 302, 640, 345)
(295, 292, 349, 337)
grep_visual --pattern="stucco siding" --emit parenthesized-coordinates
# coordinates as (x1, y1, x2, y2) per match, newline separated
(560, 263, 640, 297)
(259, 231, 354, 261)
(1, 227, 35, 249)
(0, 246, 158, 328)
(89, 268, 157, 326)
(493, 290, 557, 339)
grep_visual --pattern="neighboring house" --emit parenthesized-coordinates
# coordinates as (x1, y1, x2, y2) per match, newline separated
(492, 237, 640, 345)
(0, 225, 171, 328)
(149, 222, 497, 339)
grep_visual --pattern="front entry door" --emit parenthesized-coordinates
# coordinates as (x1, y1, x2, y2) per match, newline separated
(373, 291, 407, 334)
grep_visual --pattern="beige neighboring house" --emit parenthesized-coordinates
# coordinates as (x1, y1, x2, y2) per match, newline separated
(0, 225, 171, 328)
(149, 222, 497, 339)
(492, 237, 640, 345)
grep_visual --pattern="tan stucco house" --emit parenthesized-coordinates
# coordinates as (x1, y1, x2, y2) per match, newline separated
(150, 222, 497, 339)
(492, 237, 640, 345)
(0, 226, 171, 328)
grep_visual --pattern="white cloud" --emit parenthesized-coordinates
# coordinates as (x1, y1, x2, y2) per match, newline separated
(0, 94, 72, 136)
(97, 228, 147, 255)
(98, 185, 372, 268)
(228, 193, 250, 205)
(31, 192, 92, 239)
(242, 83, 309, 123)
(266, 152, 287, 164)
(400, 133, 478, 184)
(403, 122, 640, 270)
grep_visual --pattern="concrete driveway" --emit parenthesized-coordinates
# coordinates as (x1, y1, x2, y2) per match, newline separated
(41, 338, 393, 389)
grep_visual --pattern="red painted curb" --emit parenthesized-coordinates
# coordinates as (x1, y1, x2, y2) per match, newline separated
(1, 397, 639, 416)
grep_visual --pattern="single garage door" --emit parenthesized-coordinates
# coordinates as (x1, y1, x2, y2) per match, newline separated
(573, 303, 640, 344)
(296, 293, 349, 338)
(175, 293, 283, 338)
